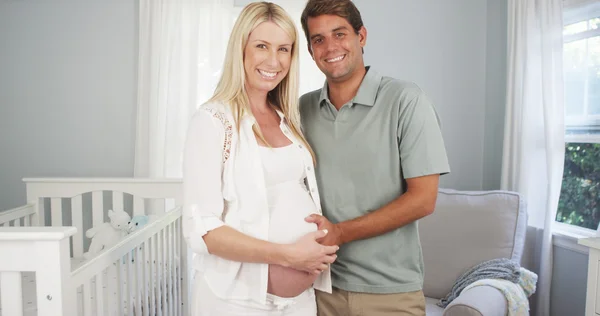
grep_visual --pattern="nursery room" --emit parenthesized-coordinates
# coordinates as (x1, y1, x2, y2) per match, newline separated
(0, 0, 598, 315)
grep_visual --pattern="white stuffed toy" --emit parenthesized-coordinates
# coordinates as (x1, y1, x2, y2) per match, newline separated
(83, 209, 131, 259)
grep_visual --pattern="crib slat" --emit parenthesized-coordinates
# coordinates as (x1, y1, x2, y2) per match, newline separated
(116, 258, 123, 316)
(142, 241, 150, 316)
(34, 198, 45, 226)
(135, 245, 143, 316)
(127, 252, 133, 316)
(156, 231, 163, 316)
(24, 215, 30, 227)
(112, 191, 124, 212)
(92, 191, 104, 229)
(161, 228, 167, 315)
(169, 223, 175, 316)
(156, 230, 163, 316)
(105, 265, 115, 316)
(83, 282, 93, 316)
(71, 196, 84, 257)
(14, 218, 20, 227)
(150, 234, 157, 315)
(176, 219, 182, 316)
(1, 271, 23, 316)
(95, 272, 105, 316)
(51, 198, 62, 226)
(134, 196, 145, 216)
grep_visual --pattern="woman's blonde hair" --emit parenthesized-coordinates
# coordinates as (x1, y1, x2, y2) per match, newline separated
(207, 1, 315, 161)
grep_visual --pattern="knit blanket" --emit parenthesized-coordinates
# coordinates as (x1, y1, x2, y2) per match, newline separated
(437, 258, 521, 308)
(462, 267, 538, 316)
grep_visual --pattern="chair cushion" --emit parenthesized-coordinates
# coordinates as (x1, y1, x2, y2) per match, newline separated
(425, 297, 445, 316)
(419, 189, 527, 299)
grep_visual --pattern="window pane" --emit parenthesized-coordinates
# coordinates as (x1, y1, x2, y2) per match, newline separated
(556, 142, 600, 230)
(564, 39, 587, 116)
(564, 20, 588, 35)
(589, 36, 600, 114)
(591, 17, 600, 30)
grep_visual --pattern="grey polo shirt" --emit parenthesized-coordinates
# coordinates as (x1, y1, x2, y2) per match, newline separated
(299, 67, 450, 294)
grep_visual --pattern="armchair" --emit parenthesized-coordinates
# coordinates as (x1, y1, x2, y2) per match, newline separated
(420, 188, 528, 316)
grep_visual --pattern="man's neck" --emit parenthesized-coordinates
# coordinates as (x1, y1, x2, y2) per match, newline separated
(327, 66, 367, 110)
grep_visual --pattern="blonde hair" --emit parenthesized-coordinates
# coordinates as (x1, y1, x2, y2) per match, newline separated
(207, 1, 315, 162)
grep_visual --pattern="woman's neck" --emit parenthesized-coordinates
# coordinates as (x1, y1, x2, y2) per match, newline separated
(246, 87, 272, 115)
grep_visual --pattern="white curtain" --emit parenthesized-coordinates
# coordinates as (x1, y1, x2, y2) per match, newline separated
(134, 0, 234, 179)
(502, 1, 565, 315)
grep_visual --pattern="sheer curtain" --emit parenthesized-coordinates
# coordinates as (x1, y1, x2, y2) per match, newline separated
(134, 0, 234, 179)
(501, 0, 565, 315)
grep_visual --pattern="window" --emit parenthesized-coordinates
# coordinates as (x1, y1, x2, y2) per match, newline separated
(556, 2, 600, 230)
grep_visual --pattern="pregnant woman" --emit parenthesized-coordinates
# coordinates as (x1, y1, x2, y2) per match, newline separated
(182, 2, 338, 316)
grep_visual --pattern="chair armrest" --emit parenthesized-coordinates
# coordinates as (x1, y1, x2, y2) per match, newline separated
(443, 285, 508, 316)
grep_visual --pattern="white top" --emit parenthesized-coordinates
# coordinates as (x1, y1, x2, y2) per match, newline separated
(259, 145, 319, 245)
(182, 102, 332, 304)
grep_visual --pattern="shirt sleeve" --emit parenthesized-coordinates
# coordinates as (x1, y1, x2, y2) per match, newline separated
(182, 109, 227, 255)
(397, 88, 451, 179)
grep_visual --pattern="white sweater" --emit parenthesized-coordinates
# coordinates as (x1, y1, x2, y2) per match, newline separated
(181, 101, 332, 304)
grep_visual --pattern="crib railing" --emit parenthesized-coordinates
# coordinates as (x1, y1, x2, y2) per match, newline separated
(0, 204, 36, 227)
(0, 177, 191, 316)
(0, 226, 77, 316)
(70, 207, 183, 316)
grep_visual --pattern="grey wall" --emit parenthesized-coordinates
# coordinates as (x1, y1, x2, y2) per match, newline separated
(355, 0, 488, 190)
(551, 247, 588, 316)
(483, 0, 508, 190)
(0, 0, 138, 210)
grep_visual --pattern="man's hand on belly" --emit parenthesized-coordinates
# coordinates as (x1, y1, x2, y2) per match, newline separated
(305, 214, 345, 246)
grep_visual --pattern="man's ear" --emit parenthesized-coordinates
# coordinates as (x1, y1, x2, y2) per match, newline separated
(358, 26, 367, 48)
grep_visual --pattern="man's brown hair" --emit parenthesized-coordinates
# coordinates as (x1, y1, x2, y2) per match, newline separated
(300, 0, 364, 45)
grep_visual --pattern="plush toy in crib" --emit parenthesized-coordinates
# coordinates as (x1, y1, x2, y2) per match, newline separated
(123, 215, 158, 263)
(127, 215, 157, 233)
(83, 209, 131, 259)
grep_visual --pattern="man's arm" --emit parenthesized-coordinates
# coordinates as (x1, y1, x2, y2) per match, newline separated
(306, 174, 440, 246)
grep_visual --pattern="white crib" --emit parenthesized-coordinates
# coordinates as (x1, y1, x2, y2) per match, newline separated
(0, 178, 190, 316)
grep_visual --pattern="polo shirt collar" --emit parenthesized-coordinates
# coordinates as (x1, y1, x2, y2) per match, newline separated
(319, 66, 382, 107)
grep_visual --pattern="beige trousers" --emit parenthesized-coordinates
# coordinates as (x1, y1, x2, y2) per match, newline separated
(316, 287, 426, 316)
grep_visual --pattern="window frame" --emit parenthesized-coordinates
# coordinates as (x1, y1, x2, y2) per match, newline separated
(555, 1, 600, 236)
(563, 2, 600, 131)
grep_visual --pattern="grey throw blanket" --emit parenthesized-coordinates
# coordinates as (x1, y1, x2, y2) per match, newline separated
(437, 258, 521, 308)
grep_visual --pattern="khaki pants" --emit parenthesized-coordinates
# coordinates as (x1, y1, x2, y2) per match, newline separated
(316, 287, 426, 316)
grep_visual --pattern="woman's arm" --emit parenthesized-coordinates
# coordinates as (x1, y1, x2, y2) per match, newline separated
(182, 109, 337, 274)
(204, 226, 337, 274)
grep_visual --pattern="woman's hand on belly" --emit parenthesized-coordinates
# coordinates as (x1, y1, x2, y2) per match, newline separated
(267, 230, 336, 298)
(280, 229, 339, 274)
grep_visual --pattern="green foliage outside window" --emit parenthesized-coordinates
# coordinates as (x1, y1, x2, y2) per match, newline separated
(556, 142, 600, 229)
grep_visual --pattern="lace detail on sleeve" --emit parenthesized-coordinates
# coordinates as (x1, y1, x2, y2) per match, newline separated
(202, 107, 233, 163)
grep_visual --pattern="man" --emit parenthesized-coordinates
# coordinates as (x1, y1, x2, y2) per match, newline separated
(299, 0, 451, 315)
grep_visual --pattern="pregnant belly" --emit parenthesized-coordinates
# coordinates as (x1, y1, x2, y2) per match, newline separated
(266, 184, 319, 298)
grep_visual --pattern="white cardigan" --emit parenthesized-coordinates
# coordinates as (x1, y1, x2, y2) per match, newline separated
(182, 101, 332, 304)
